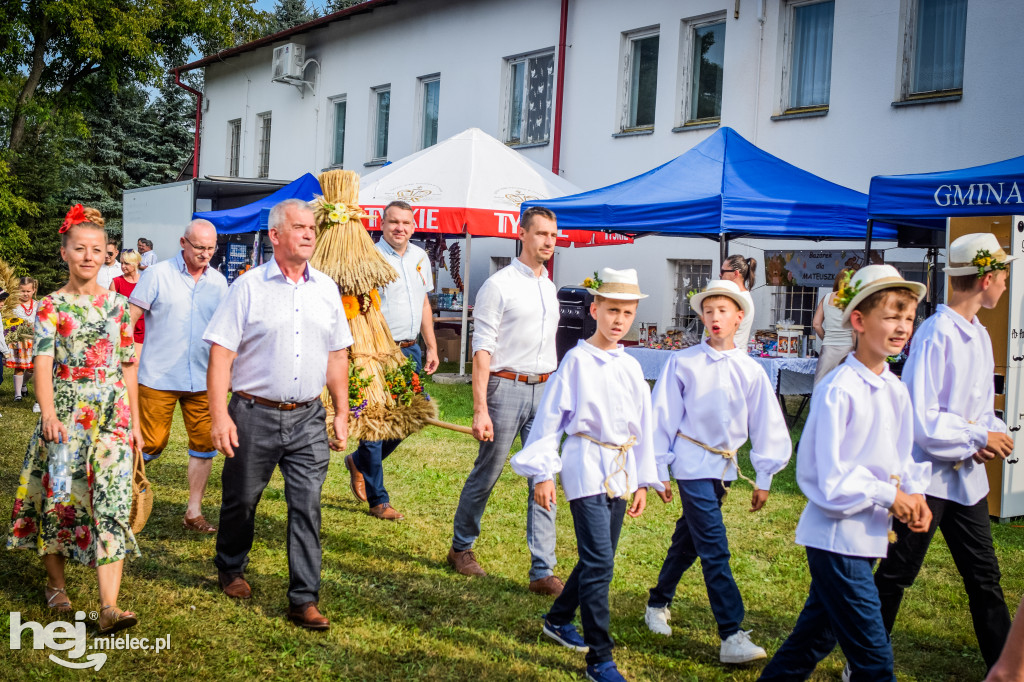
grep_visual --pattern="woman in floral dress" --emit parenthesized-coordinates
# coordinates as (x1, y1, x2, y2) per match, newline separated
(7, 205, 144, 634)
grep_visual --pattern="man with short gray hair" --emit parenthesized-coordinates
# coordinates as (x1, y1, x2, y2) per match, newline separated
(129, 219, 228, 533)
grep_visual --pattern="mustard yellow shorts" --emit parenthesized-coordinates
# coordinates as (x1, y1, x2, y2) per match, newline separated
(138, 384, 216, 460)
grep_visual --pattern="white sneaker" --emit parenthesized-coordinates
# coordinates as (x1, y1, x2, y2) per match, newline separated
(720, 629, 767, 664)
(644, 605, 672, 636)
(842, 663, 851, 682)
(32, 402, 40, 413)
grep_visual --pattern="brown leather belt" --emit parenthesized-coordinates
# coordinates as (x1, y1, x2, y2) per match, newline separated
(236, 390, 315, 411)
(490, 371, 551, 385)
(398, 340, 418, 348)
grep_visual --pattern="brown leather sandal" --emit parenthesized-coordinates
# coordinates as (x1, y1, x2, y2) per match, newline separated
(97, 605, 138, 635)
(182, 514, 217, 534)
(45, 585, 72, 613)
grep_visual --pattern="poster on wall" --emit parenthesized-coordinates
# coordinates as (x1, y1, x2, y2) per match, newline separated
(763, 250, 884, 287)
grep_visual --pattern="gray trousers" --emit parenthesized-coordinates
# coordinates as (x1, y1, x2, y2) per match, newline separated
(452, 376, 557, 581)
(214, 395, 331, 606)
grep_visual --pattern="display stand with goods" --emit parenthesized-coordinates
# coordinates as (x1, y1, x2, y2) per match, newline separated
(310, 169, 471, 440)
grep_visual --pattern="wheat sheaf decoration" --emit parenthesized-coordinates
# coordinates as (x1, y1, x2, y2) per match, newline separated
(311, 169, 438, 442)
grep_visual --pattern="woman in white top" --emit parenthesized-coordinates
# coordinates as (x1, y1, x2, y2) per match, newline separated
(811, 267, 856, 385)
(718, 255, 756, 350)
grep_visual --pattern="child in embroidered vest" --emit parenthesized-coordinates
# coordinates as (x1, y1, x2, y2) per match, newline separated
(643, 279, 792, 665)
(511, 267, 662, 682)
(758, 265, 933, 682)
(874, 233, 1015, 670)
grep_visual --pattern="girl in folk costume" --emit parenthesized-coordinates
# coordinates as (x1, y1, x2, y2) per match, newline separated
(6, 205, 144, 635)
(644, 279, 792, 665)
(7, 276, 39, 401)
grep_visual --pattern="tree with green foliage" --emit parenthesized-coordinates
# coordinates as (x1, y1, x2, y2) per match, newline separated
(274, 0, 317, 31)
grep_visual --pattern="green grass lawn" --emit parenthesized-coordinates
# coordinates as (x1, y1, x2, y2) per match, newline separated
(0, 363, 1020, 680)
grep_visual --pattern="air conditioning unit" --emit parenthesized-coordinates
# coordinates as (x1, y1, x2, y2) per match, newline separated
(271, 43, 306, 81)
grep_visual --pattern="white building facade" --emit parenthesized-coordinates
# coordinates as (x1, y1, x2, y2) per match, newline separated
(184, 0, 1024, 336)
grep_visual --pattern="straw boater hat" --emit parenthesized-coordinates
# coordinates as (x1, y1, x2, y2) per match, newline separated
(689, 279, 753, 318)
(943, 232, 1017, 277)
(584, 268, 648, 300)
(837, 264, 926, 328)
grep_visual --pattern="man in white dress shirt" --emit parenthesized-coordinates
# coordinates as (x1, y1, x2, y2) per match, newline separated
(874, 233, 1016, 670)
(448, 206, 564, 596)
(346, 201, 439, 520)
(97, 238, 123, 289)
(137, 237, 156, 270)
(205, 198, 353, 631)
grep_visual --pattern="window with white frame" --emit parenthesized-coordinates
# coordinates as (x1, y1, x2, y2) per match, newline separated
(370, 85, 391, 162)
(227, 119, 241, 177)
(503, 50, 554, 146)
(772, 285, 818, 330)
(256, 112, 272, 178)
(419, 75, 440, 150)
(680, 16, 726, 124)
(783, 0, 834, 111)
(671, 259, 713, 332)
(330, 97, 346, 167)
(899, 0, 967, 99)
(490, 256, 511, 276)
(619, 28, 660, 131)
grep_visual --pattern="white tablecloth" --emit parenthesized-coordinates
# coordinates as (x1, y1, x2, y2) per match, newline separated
(624, 347, 817, 395)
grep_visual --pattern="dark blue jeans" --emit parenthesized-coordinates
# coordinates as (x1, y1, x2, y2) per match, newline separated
(758, 547, 895, 682)
(546, 494, 628, 666)
(353, 344, 421, 507)
(648, 478, 743, 640)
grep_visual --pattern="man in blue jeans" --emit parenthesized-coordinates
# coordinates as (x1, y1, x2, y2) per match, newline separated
(345, 201, 438, 520)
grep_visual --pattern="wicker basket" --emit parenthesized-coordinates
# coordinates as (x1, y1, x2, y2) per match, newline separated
(129, 449, 153, 535)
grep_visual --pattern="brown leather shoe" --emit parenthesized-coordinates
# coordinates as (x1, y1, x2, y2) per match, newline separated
(287, 601, 330, 630)
(345, 454, 366, 502)
(368, 502, 404, 520)
(183, 514, 217, 534)
(447, 547, 487, 577)
(529, 575, 565, 597)
(218, 572, 252, 599)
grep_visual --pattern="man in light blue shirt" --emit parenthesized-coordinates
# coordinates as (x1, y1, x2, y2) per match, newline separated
(346, 201, 438, 520)
(129, 219, 228, 534)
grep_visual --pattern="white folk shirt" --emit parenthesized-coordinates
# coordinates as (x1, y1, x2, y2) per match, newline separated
(471, 258, 558, 374)
(511, 340, 664, 500)
(376, 240, 432, 342)
(97, 262, 123, 290)
(203, 258, 353, 403)
(795, 354, 932, 559)
(902, 305, 1008, 506)
(651, 340, 792, 490)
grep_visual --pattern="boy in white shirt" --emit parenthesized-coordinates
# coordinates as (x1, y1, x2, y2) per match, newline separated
(874, 233, 1015, 670)
(644, 279, 792, 664)
(758, 265, 934, 682)
(512, 268, 662, 682)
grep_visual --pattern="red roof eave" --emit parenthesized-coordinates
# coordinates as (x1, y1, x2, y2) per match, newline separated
(171, 0, 400, 74)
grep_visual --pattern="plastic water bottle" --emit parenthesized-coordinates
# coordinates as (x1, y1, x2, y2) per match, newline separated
(48, 436, 72, 504)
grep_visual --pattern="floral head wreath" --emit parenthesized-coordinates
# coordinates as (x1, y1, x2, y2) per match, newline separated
(60, 204, 88, 233)
(970, 249, 1009, 278)
(833, 269, 863, 311)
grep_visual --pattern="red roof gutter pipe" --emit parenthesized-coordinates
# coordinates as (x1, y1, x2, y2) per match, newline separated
(174, 67, 203, 179)
(548, 0, 569, 279)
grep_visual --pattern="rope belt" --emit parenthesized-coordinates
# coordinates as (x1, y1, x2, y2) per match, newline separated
(575, 433, 636, 499)
(676, 431, 759, 491)
(888, 474, 901, 543)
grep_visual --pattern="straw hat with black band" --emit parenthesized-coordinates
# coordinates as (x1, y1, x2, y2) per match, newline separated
(943, 233, 1017, 277)
(584, 268, 649, 301)
(836, 264, 926, 329)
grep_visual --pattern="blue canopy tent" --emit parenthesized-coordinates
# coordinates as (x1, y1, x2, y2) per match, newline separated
(192, 173, 323, 234)
(522, 127, 894, 260)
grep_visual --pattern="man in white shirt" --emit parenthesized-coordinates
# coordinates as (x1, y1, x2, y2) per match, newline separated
(205, 198, 352, 631)
(448, 206, 564, 596)
(346, 201, 439, 520)
(97, 239, 123, 289)
(874, 233, 1016, 670)
(129, 219, 227, 534)
(137, 237, 157, 270)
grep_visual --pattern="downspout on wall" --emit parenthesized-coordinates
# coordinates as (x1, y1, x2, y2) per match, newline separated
(174, 68, 204, 179)
(548, 0, 570, 279)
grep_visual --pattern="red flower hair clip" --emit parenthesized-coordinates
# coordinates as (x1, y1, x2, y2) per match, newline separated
(60, 204, 88, 233)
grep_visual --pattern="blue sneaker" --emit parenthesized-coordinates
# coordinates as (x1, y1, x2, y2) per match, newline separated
(542, 617, 589, 652)
(586, 661, 627, 682)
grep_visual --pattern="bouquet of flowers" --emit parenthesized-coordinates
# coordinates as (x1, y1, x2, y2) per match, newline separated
(3, 317, 31, 346)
